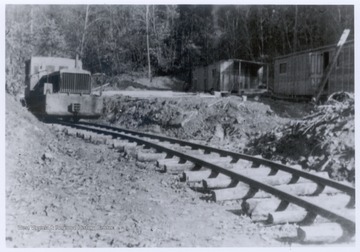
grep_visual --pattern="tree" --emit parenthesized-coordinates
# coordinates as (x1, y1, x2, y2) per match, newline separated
(80, 5, 90, 58)
(5, 4, 354, 96)
(146, 5, 152, 81)
(6, 6, 35, 95)
(35, 18, 68, 56)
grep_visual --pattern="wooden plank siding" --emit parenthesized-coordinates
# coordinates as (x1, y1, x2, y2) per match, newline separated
(191, 59, 264, 93)
(328, 44, 354, 94)
(273, 40, 354, 98)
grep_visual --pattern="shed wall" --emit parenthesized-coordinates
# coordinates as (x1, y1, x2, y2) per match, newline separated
(191, 63, 221, 92)
(192, 59, 264, 93)
(328, 43, 354, 94)
(273, 41, 354, 97)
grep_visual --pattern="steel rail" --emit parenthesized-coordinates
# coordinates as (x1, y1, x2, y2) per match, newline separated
(76, 121, 355, 198)
(58, 121, 355, 236)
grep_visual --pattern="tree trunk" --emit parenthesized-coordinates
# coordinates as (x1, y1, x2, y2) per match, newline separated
(146, 5, 152, 82)
(30, 6, 33, 36)
(80, 5, 89, 58)
(293, 5, 298, 52)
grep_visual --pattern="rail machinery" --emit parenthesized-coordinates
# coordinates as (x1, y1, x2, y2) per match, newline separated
(24, 56, 103, 122)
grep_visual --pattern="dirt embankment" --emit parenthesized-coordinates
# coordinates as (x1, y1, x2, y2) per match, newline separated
(7, 88, 354, 247)
(93, 74, 185, 91)
(102, 93, 354, 183)
(102, 95, 293, 150)
(6, 94, 274, 247)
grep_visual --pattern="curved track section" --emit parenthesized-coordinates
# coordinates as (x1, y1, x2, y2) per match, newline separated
(56, 120, 355, 242)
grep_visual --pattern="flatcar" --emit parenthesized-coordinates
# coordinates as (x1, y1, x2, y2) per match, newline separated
(24, 56, 103, 121)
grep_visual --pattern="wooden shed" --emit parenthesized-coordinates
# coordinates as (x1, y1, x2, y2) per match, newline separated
(272, 40, 354, 98)
(191, 59, 265, 94)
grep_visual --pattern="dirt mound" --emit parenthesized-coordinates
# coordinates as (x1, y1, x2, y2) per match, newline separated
(102, 93, 353, 183)
(6, 94, 273, 247)
(246, 93, 355, 183)
(93, 73, 185, 91)
(102, 95, 291, 149)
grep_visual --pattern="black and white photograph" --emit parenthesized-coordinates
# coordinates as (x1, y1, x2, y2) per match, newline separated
(2, 0, 358, 249)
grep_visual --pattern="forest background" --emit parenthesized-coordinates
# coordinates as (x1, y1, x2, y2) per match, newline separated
(5, 5, 354, 95)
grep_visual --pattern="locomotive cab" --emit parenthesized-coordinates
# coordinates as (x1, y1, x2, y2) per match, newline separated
(25, 56, 103, 121)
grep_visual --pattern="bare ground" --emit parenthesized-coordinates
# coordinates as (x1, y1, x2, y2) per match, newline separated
(6, 90, 354, 247)
(101, 93, 354, 183)
(6, 94, 281, 247)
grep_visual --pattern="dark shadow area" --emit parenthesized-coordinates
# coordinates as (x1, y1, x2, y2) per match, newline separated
(260, 97, 314, 119)
(226, 209, 245, 216)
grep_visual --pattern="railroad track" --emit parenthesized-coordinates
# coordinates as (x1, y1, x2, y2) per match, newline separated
(54, 120, 355, 244)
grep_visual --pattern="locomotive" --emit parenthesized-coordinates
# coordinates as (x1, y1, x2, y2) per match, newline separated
(24, 56, 103, 121)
